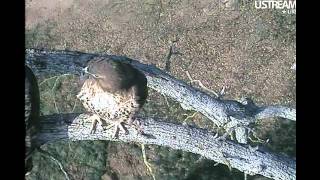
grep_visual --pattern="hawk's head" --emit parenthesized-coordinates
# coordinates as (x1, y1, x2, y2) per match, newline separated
(84, 57, 146, 93)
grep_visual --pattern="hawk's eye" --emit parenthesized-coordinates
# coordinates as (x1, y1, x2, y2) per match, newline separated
(92, 74, 100, 78)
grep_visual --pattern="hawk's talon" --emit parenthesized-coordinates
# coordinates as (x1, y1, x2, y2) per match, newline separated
(118, 122, 127, 134)
(101, 121, 130, 138)
(134, 119, 145, 135)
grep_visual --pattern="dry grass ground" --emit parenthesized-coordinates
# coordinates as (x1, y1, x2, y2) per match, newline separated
(26, 0, 296, 179)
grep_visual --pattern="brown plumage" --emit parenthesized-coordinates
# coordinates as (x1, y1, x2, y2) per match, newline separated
(77, 57, 148, 137)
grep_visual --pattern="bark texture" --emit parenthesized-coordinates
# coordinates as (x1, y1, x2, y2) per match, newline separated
(25, 49, 296, 180)
(37, 114, 295, 180)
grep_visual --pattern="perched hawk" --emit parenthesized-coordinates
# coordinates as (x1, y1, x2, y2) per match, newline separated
(77, 57, 148, 137)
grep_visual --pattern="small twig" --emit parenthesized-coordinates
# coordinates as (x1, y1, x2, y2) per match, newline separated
(220, 152, 232, 172)
(40, 74, 75, 114)
(51, 77, 61, 114)
(39, 74, 73, 87)
(141, 144, 156, 180)
(217, 124, 238, 141)
(185, 71, 220, 97)
(162, 95, 170, 107)
(165, 46, 173, 72)
(182, 112, 198, 124)
(71, 100, 78, 113)
(37, 148, 70, 180)
(248, 129, 269, 144)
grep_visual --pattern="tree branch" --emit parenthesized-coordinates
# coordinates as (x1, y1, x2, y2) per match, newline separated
(37, 113, 295, 180)
(26, 49, 296, 179)
(255, 106, 296, 121)
(26, 48, 296, 144)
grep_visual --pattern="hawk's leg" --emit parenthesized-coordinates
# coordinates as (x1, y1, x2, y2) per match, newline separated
(128, 117, 144, 135)
(104, 120, 129, 138)
(87, 114, 107, 134)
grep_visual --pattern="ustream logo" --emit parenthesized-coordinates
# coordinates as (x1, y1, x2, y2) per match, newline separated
(255, 0, 296, 14)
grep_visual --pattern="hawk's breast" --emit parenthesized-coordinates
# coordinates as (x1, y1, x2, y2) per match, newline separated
(90, 92, 119, 116)
(77, 78, 124, 119)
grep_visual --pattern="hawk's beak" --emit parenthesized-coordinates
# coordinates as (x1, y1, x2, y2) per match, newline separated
(83, 67, 101, 79)
(83, 67, 89, 74)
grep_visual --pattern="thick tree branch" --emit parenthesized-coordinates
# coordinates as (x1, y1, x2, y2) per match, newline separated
(26, 49, 295, 144)
(26, 49, 296, 179)
(37, 113, 295, 180)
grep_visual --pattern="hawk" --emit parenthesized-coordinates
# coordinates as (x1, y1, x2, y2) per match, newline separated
(77, 57, 148, 138)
